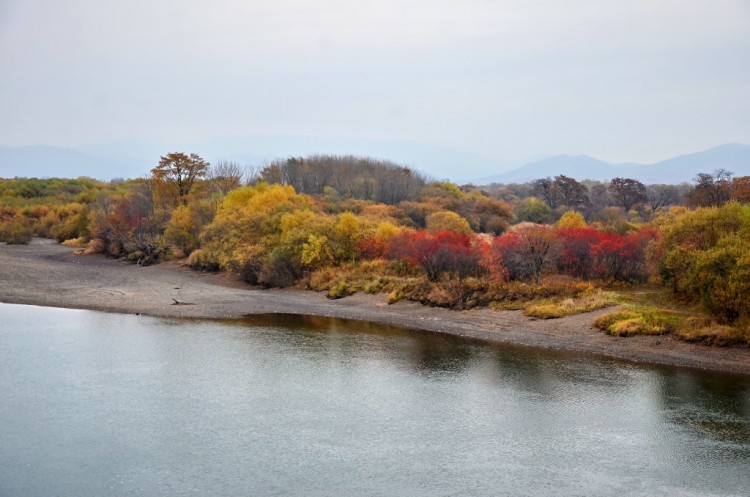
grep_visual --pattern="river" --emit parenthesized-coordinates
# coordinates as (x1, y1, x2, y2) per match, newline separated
(1, 303, 749, 496)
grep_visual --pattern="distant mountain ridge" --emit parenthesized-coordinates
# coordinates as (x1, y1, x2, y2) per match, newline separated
(0, 136, 516, 182)
(0, 138, 748, 185)
(0, 145, 128, 180)
(476, 143, 750, 184)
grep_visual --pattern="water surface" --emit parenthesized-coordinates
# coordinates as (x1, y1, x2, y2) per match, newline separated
(1, 304, 749, 496)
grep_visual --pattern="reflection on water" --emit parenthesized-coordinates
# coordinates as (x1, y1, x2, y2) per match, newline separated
(656, 369, 750, 445)
(1, 305, 750, 497)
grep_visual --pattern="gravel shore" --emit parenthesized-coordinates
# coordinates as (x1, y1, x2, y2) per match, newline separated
(1, 239, 749, 375)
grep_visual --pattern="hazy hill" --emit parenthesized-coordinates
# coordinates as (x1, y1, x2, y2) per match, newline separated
(477, 144, 750, 184)
(0, 145, 125, 180)
(2, 138, 748, 185)
(475, 155, 614, 183)
(638, 143, 750, 183)
(1, 136, 513, 182)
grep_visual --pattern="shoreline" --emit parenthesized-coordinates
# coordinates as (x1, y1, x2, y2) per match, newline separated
(1, 239, 749, 375)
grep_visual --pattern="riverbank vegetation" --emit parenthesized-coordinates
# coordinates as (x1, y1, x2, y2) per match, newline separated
(2, 154, 749, 345)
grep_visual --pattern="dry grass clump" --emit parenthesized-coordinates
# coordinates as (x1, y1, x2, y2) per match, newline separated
(595, 304, 750, 345)
(387, 278, 432, 304)
(326, 281, 351, 299)
(308, 260, 410, 297)
(524, 290, 617, 319)
(185, 249, 221, 271)
(494, 279, 595, 302)
(307, 262, 609, 315)
(61, 236, 87, 248)
(672, 318, 750, 346)
(594, 311, 668, 337)
(162, 247, 186, 261)
(83, 238, 106, 254)
(594, 308, 674, 336)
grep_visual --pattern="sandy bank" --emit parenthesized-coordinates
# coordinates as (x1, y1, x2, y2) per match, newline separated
(1, 239, 749, 375)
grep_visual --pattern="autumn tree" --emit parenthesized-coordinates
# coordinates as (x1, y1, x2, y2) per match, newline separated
(484, 182, 533, 204)
(608, 177, 647, 212)
(89, 181, 163, 260)
(332, 212, 364, 262)
(398, 201, 441, 228)
(197, 183, 315, 285)
(585, 182, 610, 218)
(590, 229, 656, 282)
(163, 200, 215, 256)
(556, 210, 586, 229)
(731, 176, 750, 203)
(515, 197, 553, 224)
(531, 178, 561, 209)
(151, 152, 210, 202)
(688, 169, 733, 207)
(593, 206, 631, 233)
(456, 190, 512, 234)
(388, 230, 481, 281)
(554, 175, 589, 210)
(425, 211, 473, 235)
(556, 227, 601, 279)
(646, 184, 680, 214)
(207, 160, 244, 195)
(496, 223, 559, 283)
(357, 222, 402, 259)
(280, 209, 337, 270)
(658, 202, 750, 323)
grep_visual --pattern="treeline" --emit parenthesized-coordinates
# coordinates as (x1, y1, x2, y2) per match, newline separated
(1, 154, 749, 332)
(259, 155, 427, 204)
(487, 168, 750, 224)
(0, 176, 108, 244)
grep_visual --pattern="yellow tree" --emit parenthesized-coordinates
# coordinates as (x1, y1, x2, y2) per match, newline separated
(556, 210, 587, 229)
(425, 210, 473, 235)
(197, 183, 315, 285)
(151, 152, 210, 202)
(280, 209, 336, 269)
(333, 212, 364, 262)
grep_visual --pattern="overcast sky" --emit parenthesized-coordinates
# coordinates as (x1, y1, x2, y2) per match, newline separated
(1, 0, 748, 164)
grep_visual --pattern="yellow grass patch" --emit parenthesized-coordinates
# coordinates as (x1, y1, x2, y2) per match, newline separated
(523, 291, 617, 319)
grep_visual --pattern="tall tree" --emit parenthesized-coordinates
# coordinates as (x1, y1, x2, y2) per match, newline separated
(554, 175, 590, 210)
(646, 184, 680, 214)
(207, 160, 244, 195)
(497, 223, 559, 283)
(689, 169, 733, 207)
(731, 176, 750, 203)
(608, 177, 647, 212)
(531, 178, 561, 209)
(151, 152, 209, 201)
(585, 182, 610, 216)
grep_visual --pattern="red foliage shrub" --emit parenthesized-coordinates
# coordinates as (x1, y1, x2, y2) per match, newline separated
(488, 232, 527, 281)
(557, 227, 602, 279)
(588, 228, 657, 282)
(488, 224, 559, 283)
(387, 230, 483, 281)
(358, 237, 387, 260)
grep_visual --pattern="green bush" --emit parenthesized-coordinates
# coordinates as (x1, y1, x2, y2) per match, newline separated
(659, 202, 750, 323)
